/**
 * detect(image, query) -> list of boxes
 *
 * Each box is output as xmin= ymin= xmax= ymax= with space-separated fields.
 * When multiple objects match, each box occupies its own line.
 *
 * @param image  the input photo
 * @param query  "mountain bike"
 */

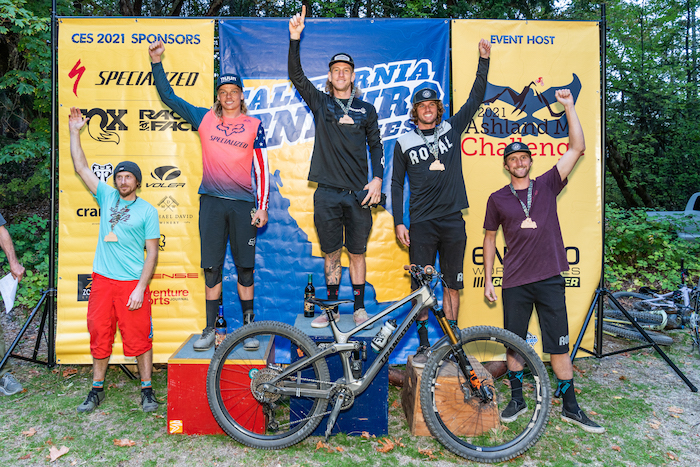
xmin=206 ymin=265 xmax=551 ymax=463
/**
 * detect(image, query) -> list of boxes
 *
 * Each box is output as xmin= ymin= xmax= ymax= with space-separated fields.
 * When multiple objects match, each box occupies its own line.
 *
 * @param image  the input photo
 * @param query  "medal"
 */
xmin=106 ymin=197 xmax=137 ymax=243
xmin=417 ymin=125 xmax=444 ymax=171
xmin=509 ymin=181 xmax=537 ymax=230
xmin=335 ymin=86 xmax=356 ymax=125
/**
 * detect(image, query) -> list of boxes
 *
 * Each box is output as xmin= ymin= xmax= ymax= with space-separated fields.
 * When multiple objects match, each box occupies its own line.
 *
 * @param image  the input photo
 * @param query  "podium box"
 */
xmin=292 ymin=314 xmax=389 ymax=437
xmin=167 ymin=333 xmax=271 ymax=435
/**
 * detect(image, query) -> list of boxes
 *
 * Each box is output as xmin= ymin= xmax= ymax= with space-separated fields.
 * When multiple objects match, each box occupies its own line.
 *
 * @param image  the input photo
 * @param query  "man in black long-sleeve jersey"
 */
xmin=288 ymin=6 xmax=384 ymax=328
xmin=391 ymin=40 xmax=491 ymax=367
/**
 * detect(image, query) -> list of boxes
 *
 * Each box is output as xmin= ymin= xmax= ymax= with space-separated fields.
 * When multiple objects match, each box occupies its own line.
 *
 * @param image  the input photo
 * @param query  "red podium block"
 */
xmin=167 ymin=334 xmax=270 ymax=435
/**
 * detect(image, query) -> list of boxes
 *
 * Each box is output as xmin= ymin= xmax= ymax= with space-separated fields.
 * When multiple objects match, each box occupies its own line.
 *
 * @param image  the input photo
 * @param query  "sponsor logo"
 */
xmin=246 ymin=59 xmax=444 ymax=148
xmin=151 ymin=273 xmax=199 ymax=279
xmin=168 ymin=420 xmax=183 ymax=434
xmin=77 ymin=274 xmax=92 ymax=301
xmin=559 ymin=334 xmax=570 ymax=346
xmin=77 ymin=207 xmax=101 ymax=217
xmin=69 ymin=59 xmax=86 ymax=97
xmin=80 ymin=108 xmax=128 ymax=144
xmin=456 ymin=273 xmax=463 ymax=283
xmin=96 ymin=70 xmax=199 ymax=87
xmin=92 ymin=163 xmax=114 ymax=182
xmin=139 ymin=109 xmax=191 ymax=132
xmin=150 ymin=287 xmax=190 ymax=305
xmin=145 ymin=166 xmax=185 ymax=188
xmin=526 ymin=332 xmax=538 ymax=348
xmin=157 ymin=195 xmax=179 ymax=211
xmin=248 ymin=238 xmax=256 ymax=246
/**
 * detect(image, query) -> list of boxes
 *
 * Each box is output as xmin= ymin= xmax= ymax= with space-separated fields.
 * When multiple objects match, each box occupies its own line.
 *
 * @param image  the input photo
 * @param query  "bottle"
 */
xmin=215 ymin=304 xmax=227 ymax=349
xmin=371 ymin=319 xmax=397 ymax=353
xmin=304 ymin=274 xmax=315 ymax=318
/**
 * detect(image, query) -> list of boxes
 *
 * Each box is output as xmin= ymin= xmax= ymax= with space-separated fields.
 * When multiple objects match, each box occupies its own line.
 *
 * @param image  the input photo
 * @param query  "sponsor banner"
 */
xmin=453 ymin=20 xmax=601 ymax=357
xmin=220 ymin=19 xmax=449 ymax=362
xmin=57 ymin=18 xmax=214 ymax=363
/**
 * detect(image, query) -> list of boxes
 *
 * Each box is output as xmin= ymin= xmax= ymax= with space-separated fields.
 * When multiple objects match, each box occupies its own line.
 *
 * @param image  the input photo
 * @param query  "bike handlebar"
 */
xmin=404 ymin=264 xmax=440 ymax=285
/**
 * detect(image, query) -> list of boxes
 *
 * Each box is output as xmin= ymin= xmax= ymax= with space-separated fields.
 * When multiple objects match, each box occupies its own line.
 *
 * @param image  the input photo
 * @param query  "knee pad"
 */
xmin=237 ymin=267 xmax=254 ymax=287
xmin=204 ymin=267 xmax=222 ymax=288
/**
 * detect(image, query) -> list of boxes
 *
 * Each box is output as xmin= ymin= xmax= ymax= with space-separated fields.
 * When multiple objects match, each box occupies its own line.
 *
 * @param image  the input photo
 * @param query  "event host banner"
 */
xmin=452 ymin=20 xmax=602 ymax=358
xmin=219 ymin=18 xmax=449 ymax=361
xmin=57 ymin=18 xmax=213 ymax=364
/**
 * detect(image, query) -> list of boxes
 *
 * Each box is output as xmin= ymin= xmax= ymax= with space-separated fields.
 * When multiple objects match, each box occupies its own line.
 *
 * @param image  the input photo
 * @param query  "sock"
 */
xmin=352 ymin=284 xmax=365 ymax=311
xmin=557 ymin=378 xmax=580 ymax=413
xmin=141 ymin=380 xmax=152 ymax=391
xmin=92 ymin=380 xmax=104 ymax=392
xmin=507 ymin=370 xmax=524 ymax=403
xmin=327 ymin=284 xmax=339 ymax=301
xmin=416 ymin=319 xmax=430 ymax=348
xmin=205 ymin=299 xmax=218 ymax=329
xmin=447 ymin=319 xmax=458 ymax=331
xmin=241 ymin=299 xmax=254 ymax=315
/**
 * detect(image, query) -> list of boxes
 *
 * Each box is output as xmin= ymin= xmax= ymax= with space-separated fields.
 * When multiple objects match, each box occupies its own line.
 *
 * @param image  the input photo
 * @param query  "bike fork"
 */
xmin=433 ymin=307 xmax=494 ymax=403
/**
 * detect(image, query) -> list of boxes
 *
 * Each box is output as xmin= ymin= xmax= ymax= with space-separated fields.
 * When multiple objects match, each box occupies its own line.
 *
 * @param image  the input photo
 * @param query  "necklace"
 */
xmin=417 ymin=124 xmax=445 ymax=171
xmin=335 ymin=86 xmax=356 ymax=124
xmin=105 ymin=197 xmax=138 ymax=242
xmin=509 ymin=181 xmax=537 ymax=229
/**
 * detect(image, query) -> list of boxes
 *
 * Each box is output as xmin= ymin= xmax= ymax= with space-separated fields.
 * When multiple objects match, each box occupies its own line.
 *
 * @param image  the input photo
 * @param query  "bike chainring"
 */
xmin=329 ymin=384 xmax=355 ymax=410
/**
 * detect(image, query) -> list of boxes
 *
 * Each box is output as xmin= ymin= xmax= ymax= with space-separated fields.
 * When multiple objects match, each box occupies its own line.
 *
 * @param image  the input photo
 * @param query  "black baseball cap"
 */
xmin=217 ymin=74 xmax=244 ymax=91
xmin=114 ymin=161 xmax=142 ymax=183
xmin=503 ymin=142 xmax=532 ymax=161
xmin=329 ymin=53 xmax=354 ymax=69
xmin=412 ymin=87 xmax=439 ymax=105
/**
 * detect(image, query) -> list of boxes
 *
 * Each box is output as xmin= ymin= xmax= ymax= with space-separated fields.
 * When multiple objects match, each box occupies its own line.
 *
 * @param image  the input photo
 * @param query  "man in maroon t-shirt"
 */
xmin=482 ymin=89 xmax=604 ymax=434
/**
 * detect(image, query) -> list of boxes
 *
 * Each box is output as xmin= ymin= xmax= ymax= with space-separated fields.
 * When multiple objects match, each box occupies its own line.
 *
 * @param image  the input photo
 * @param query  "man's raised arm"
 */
xmin=554 ymin=89 xmax=585 ymax=180
xmin=68 ymin=107 xmax=99 ymax=194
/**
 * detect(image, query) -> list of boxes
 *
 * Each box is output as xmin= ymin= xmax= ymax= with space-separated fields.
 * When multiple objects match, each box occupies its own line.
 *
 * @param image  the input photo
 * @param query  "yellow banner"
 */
xmin=452 ymin=20 xmax=601 ymax=358
xmin=57 ymin=18 xmax=214 ymax=363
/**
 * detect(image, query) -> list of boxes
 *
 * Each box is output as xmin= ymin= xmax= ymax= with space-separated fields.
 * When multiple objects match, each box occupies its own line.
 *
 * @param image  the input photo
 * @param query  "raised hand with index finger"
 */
xmin=289 ymin=5 xmax=306 ymax=40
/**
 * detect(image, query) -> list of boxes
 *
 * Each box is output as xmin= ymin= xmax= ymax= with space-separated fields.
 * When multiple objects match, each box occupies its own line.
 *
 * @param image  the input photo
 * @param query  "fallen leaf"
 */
xmin=552 ymin=398 xmax=561 ymax=405
xmin=602 ymin=373 xmax=609 ymax=377
xmin=667 ymin=452 xmax=678 ymax=460
xmin=335 ymin=447 xmax=344 ymax=452
xmin=108 ymin=383 xmax=118 ymax=389
xmin=612 ymin=370 xmax=618 ymax=374
xmin=62 ymin=368 xmax=78 ymax=377
xmin=649 ymin=422 xmax=661 ymax=429
xmin=574 ymin=388 xmax=582 ymax=394
xmin=668 ymin=406 xmax=684 ymax=414
xmin=113 ymin=439 xmax=136 ymax=447
xmin=49 ymin=446 xmax=69 ymax=462
xmin=391 ymin=399 xmax=401 ymax=408
xmin=611 ymin=445 xmax=622 ymax=452
xmin=376 ymin=438 xmax=395 ymax=453
xmin=71 ymin=461 xmax=77 ymax=466
xmin=152 ymin=414 xmax=164 ymax=419
xmin=22 ymin=427 xmax=37 ymax=437
xmin=619 ymin=375 xmax=627 ymax=381
xmin=613 ymin=396 xmax=622 ymax=399
xmin=418 ymin=447 xmax=437 ymax=459
xmin=394 ymin=437 xmax=405 ymax=447
xmin=315 ymin=440 xmax=325 ymax=450
xmin=45 ymin=439 xmax=54 ymax=445
xmin=555 ymin=426 xmax=561 ymax=431
xmin=361 ymin=431 xmax=370 ymax=439
xmin=589 ymin=410 xmax=599 ymax=416
xmin=18 ymin=454 xmax=31 ymax=460
xmin=62 ymin=436 xmax=74 ymax=441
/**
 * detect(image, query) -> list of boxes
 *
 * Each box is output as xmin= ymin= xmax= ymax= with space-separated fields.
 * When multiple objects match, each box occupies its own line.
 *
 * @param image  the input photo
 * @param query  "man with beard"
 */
xmin=148 ymin=40 xmax=269 ymax=352
xmin=482 ymin=90 xmax=604 ymax=433
xmin=288 ymin=6 xmax=384 ymax=328
xmin=69 ymin=107 xmax=160 ymax=413
xmin=391 ymin=40 xmax=490 ymax=368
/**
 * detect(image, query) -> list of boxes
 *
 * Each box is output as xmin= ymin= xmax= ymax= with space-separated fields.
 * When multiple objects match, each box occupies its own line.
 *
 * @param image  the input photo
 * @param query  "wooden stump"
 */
xmin=402 ymin=355 xmax=500 ymax=437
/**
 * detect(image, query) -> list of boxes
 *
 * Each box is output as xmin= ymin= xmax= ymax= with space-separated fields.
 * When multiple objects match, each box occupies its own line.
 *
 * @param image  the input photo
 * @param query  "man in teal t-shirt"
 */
xmin=69 ymin=107 xmax=160 ymax=413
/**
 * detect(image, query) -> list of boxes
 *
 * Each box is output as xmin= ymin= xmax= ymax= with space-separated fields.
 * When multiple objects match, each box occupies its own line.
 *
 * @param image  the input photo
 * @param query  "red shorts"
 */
xmin=87 ymin=273 xmax=153 ymax=359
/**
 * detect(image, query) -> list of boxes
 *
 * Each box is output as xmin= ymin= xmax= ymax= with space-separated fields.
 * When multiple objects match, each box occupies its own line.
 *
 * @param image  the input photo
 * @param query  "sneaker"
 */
xmin=0 ymin=373 xmax=23 ymax=396
xmin=500 ymin=399 xmax=527 ymax=422
xmin=193 ymin=328 xmax=215 ymax=351
xmin=141 ymin=388 xmax=159 ymax=412
xmin=412 ymin=345 xmax=430 ymax=369
xmin=311 ymin=309 xmax=339 ymax=328
xmin=244 ymin=337 xmax=260 ymax=351
xmin=353 ymin=308 xmax=373 ymax=329
xmin=77 ymin=388 xmax=105 ymax=413
xmin=561 ymin=407 xmax=606 ymax=433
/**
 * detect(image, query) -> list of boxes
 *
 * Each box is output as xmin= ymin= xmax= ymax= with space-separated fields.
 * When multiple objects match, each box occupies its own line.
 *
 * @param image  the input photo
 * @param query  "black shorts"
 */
xmin=199 ymin=195 xmax=257 ymax=270
xmin=313 ymin=186 xmax=372 ymax=255
xmin=409 ymin=212 xmax=466 ymax=290
xmin=502 ymin=275 xmax=570 ymax=354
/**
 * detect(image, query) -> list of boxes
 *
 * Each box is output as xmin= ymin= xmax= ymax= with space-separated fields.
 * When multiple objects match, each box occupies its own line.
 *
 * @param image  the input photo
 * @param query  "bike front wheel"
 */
xmin=419 ymin=326 xmax=551 ymax=463
xmin=206 ymin=321 xmax=330 ymax=449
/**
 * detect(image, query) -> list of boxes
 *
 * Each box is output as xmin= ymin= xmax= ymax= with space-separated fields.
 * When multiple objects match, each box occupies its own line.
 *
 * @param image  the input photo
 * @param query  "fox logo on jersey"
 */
xmin=217 ymin=122 xmax=245 ymax=137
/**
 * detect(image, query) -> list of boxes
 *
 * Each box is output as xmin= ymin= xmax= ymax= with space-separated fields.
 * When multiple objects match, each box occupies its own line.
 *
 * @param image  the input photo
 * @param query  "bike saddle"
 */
xmin=307 ymin=298 xmax=354 ymax=308
xmin=639 ymin=286 xmax=656 ymax=294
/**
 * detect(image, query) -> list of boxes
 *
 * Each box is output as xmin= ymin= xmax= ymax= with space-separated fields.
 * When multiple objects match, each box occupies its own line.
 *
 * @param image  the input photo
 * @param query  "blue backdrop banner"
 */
xmin=219 ymin=18 xmax=450 ymax=363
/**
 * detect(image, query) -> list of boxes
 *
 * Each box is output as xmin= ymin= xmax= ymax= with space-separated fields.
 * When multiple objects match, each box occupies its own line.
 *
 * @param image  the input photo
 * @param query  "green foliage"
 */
xmin=0 ymin=214 xmax=51 ymax=309
xmin=604 ymin=205 xmax=700 ymax=290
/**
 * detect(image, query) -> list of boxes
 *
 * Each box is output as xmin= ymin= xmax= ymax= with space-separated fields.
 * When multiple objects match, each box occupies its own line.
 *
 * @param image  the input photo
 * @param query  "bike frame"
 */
xmin=261 ymin=280 xmax=438 ymax=399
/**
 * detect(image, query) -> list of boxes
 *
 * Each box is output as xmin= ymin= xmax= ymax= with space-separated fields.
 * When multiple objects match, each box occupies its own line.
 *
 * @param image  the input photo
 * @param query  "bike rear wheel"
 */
xmin=419 ymin=326 xmax=551 ymax=463
xmin=601 ymin=323 xmax=674 ymax=346
xmin=206 ymin=321 xmax=330 ymax=449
